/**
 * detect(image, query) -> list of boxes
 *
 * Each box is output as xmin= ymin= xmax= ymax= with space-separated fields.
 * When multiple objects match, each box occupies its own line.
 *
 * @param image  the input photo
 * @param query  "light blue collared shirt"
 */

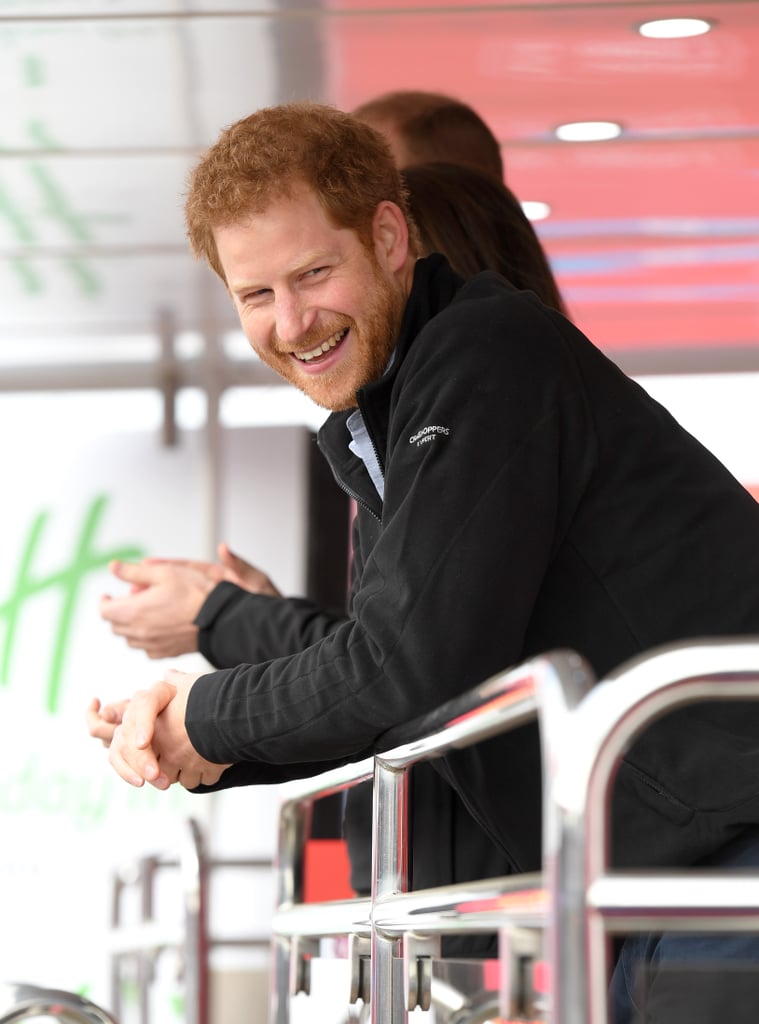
xmin=345 ymin=351 xmax=397 ymax=500
xmin=347 ymin=409 xmax=384 ymax=500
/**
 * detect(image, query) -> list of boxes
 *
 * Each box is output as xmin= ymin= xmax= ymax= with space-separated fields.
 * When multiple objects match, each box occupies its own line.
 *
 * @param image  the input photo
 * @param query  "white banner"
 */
xmin=0 ymin=391 xmax=308 ymax=1014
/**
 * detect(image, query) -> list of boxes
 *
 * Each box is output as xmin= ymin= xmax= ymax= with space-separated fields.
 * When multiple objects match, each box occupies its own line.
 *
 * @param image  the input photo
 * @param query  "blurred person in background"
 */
xmin=353 ymin=89 xmax=504 ymax=180
xmin=402 ymin=160 xmax=566 ymax=316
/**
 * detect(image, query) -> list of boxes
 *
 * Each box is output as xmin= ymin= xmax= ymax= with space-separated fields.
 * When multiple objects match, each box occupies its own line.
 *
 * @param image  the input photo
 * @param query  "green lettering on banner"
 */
xmin=0 ymin=494 xmax=144 ymax=714
xmin=0 ymin=751 xmax=195 ymax=831
xmin=0 ymin=752 xmax=113 ymax=829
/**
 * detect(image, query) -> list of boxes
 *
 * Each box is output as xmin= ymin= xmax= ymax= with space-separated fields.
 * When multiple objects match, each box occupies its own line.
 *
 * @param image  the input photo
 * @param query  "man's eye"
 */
xmin=305 ymin=266 xmax=327 ymax=278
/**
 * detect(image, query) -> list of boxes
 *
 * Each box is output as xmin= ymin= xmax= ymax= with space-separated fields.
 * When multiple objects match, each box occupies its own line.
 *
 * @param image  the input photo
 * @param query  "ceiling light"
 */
xmin=554 ymin=121 xmax=622 ymax=142
xmin=521 ymin=200 xmax=551 ymax=221
xmin=638 ymin=18 xmax=712 ymax=38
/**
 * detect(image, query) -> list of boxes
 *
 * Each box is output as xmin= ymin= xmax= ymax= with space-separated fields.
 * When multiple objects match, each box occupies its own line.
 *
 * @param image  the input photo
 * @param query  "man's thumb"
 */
xmin=110 ymin=559 xmax=157 ymax=586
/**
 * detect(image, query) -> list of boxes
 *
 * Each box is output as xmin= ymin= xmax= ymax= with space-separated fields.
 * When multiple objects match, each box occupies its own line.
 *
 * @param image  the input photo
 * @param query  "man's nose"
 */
xmin=274 ymin=292 xmax=316 ymax=345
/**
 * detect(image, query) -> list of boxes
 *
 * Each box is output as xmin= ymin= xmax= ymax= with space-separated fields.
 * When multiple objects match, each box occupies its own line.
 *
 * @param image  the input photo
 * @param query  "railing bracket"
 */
xmin=289 ymin=936 xmax=319 ymax=997
xmin=348 ymin=933 xmax=372 ymax=1003
xmin=404 ymin=934 xmax=440 ymax=1011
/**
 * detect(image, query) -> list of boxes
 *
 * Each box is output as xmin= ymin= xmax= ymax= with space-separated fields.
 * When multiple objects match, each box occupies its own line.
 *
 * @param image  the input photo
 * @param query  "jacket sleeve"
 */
xmin=195 ymin=582 xmax=348 ymax=668
xmin=189 ymin=752 xmax=365 ymax=791
xmin=185 ymin=292 xmax=596 ymax=773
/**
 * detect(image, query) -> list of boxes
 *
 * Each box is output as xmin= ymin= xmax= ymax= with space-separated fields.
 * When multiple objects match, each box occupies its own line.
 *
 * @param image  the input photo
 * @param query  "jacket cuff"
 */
xmin=193 ymin=582 xmax=249 ymax=663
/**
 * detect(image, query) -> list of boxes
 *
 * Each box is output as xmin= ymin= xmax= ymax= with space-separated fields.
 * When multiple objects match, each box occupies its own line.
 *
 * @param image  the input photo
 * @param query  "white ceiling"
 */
xmin=2 ymin=0 xmax=758 ymax=378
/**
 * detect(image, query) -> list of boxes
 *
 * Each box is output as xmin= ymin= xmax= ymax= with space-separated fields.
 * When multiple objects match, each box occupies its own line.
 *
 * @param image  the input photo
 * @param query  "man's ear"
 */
xmin=371 ymin=201 xmax=409 ymax=272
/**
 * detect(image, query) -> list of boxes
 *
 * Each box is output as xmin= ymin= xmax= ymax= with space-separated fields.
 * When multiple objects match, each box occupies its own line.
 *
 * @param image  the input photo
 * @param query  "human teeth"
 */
xmin=297 ymin=328 xmax=346 ymax=362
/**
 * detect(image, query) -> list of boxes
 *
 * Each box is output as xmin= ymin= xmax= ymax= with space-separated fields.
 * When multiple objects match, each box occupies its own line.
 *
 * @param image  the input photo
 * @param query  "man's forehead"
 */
xmin=214 ymin=195 xmax=361 ymax=288
xmin=215 ymin=180 xmax=328 ymax=232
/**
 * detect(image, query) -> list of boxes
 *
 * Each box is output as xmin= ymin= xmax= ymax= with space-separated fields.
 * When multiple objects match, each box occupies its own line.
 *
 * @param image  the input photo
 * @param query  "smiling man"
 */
xmin=95 ymin=102 xmax=759 ymax=1023
xmin=213 ymin=184 xmax=412 ymax=412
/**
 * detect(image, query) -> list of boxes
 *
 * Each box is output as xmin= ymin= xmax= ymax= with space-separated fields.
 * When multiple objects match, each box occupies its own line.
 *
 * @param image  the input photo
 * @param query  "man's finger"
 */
xmin=107 ymin=731 xmax=154 ymax=787
xmin=109 ymin=559 xmax=162 ymax=588
xmin=130 ymin=680 xmax=177 ymax=749
xmin=218 ymin=542 xmax=245 ymax=573
xmin=147 ymin=771 xmax=173 ymax=791
xmin=85 ymin=698 xmax=116 ymax=746
xmin=100 ymin=593 xmax=143 ymax=627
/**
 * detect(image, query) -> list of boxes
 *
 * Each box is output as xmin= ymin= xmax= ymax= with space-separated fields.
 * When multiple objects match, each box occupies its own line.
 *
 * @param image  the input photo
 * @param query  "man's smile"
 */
xmin=293 ymin=326 xmax=349 ymax=364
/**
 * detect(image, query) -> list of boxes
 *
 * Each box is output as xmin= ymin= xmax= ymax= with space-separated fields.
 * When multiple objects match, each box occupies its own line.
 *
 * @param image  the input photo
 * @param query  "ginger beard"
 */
xmin=265 ymin=257 xmax=407 ymax=413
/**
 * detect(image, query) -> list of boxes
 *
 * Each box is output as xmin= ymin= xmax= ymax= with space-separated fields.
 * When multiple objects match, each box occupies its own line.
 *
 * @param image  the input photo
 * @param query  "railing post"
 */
xmin=269 ymin=794 xmax=312 ymax=1024
xmin=270 ymin=652 xmax=595 ymax=1022
xmin=536 ymin=652 xmax=598 ymax=1024
xmin=552 ymin=638 xmax=759 ymax=1024
xmin=371 ymin=756 xmax=409 ymax=1022
xmin=180 ymin=818 xmax=209 ymax=1024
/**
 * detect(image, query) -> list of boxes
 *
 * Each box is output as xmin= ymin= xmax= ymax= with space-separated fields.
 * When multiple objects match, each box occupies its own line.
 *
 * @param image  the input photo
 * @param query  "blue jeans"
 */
xmin=610 ymin=825 xmax=759 ymax=1024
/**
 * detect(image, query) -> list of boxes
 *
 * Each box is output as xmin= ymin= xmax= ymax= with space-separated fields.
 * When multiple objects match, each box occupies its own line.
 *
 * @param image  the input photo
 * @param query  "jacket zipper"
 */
xmin=317 ymin=408 xmax=384 ymax=523
xmin=331 ymin=471 xmax=382 ymax=522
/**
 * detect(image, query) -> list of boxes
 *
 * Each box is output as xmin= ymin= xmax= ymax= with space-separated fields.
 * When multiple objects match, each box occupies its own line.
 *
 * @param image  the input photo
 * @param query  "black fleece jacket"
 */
xmin=189 ymin=254 xmax=759 ymax=874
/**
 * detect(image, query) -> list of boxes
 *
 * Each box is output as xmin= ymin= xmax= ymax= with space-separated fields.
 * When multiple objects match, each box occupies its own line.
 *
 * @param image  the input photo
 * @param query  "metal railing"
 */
xmin=109 ymin=818 xmax=272 ymax=1024
xmin=271 ymin=649 xmax=594 ymax=1023
xmin=0 ymin=983 xmax=117 ymax=1023
xmin=552 ymin=637 xmax=759 ymax=1024
xmin=271 ymin=638 xmax=759 ymax=1024
xmin=7 ymin=640 xmax=756 ymax=1022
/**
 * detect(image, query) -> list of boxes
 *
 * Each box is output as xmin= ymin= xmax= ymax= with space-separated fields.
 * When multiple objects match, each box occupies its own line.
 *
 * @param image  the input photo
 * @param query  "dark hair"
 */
xmin=354 ymin=90 xmax=504 ymax=181
xmin=185 ymin=101 xmax=420 ymax=281
xmin=402 ymin=162 xmax=568 ymax=316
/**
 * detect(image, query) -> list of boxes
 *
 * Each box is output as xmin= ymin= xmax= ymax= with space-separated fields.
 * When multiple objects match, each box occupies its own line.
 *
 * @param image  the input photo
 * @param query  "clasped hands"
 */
xmin=87 ymin=668 xmax=232 ymax=790
xmin=91 ymin=543 xmax=270 ymax=789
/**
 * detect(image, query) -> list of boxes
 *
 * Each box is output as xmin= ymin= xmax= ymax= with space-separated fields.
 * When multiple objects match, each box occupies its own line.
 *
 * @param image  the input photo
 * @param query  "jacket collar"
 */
xmin=382 ymin=252 xmax=463 ymax=374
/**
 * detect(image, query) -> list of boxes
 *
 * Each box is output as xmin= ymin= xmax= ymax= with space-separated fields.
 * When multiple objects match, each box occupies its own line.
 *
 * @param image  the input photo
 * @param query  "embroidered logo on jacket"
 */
xmin=409 ymin=424 xmax=451 ymax=448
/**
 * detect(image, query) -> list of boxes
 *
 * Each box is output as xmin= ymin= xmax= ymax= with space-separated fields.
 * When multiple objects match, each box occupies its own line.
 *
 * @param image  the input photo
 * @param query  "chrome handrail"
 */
xmin=552 ymin=636 xmax=759 ymax=1024
xmin=109 ymin=817 xmax=272 ymax=1024
xmin=0 ymin=983 xmax=117 ymax=1024
xmin=271 ymin=649 xmax=594 ymax=1023
xmin=271 ymin=637 xmax=759 ymax=1024
xmin=108 ymin=817 xmax=209 ymax=1024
